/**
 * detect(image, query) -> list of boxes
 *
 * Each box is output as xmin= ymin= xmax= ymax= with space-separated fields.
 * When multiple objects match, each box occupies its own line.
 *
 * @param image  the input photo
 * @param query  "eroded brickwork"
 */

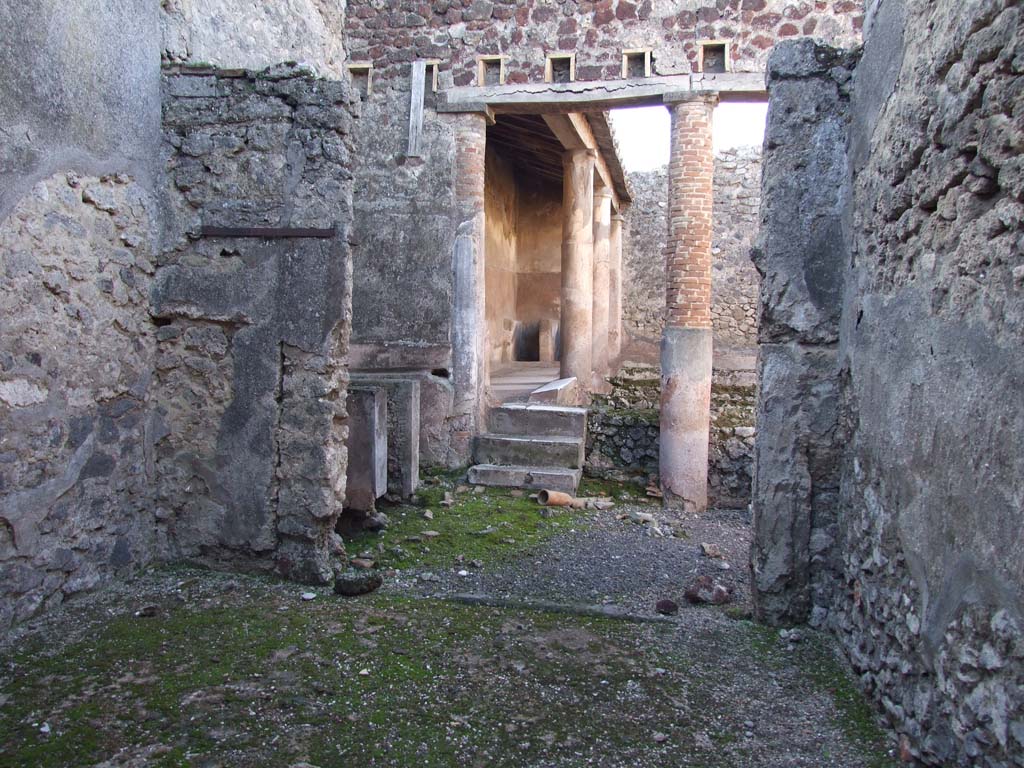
xmin=665 ymin=97 xmax=715 ymax=330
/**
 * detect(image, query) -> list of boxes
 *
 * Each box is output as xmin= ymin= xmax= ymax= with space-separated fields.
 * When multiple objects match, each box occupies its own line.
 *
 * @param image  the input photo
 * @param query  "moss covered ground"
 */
xmin=1 ymin=479 xmax=899 ymax=768
xmin=345 ymin=472 xmax=647 ymax=572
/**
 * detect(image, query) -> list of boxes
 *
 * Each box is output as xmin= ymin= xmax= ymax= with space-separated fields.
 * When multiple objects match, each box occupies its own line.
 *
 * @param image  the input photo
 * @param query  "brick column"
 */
xmin=591 ymin=186 xmax=613 ymax=387
xmin=609 ymin=212 xmax=625 ymax=364
xmin=560 ymin=149 xmax=596 ymax=393
xmin=660 ymin=94 xmax=716 ymax=512
xmin=449 ymin=111 xmax=487 ymax=465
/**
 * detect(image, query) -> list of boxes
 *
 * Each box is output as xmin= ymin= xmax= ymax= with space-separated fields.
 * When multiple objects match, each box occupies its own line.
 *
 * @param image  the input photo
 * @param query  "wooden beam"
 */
xmin=440 ymin=72 xmax=766 ymax=114
xmin=407 ymin=61 xmax=427 ymax=158
xmin=542 ymin=113 xmax=621 ymax=211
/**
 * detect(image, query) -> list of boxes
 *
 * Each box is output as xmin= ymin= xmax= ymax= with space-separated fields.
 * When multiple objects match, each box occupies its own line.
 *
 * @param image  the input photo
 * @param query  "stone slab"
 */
xmin=467 ymin=464 xmax=581 ymax=494
xmin=473 ymin=434 xmax=585 ymax=469
xmin=345 ymin=387 xmax=387 ymax=512
xmin=487 ymin=404 xmax=587 ymax=439
xmin=529 ymin=377 xmax=579 ymax=406
xmin=350 ymin=374 xmax=421 ymax=499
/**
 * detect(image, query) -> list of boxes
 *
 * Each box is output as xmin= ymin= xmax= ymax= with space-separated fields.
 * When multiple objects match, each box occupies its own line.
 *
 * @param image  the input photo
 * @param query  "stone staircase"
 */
xmin=468 ymin=403 xmax=588 ymax=494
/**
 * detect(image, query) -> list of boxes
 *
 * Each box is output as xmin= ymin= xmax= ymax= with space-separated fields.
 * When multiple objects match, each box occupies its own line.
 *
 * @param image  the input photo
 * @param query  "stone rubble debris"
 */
xmin=334 ymin=569 xmax=383 ymax=597
xmin=684 ymin=576 xmax=733 ymax=606
xmin=655 ymin=599 xmax=679 ymax=616
xmin=700 ymin=542 xmax=724 ymax=559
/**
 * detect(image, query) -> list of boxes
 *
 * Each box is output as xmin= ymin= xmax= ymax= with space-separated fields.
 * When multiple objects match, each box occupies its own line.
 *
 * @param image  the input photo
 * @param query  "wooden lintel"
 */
xmin=441 ymin=72 xmax=765 ymax=114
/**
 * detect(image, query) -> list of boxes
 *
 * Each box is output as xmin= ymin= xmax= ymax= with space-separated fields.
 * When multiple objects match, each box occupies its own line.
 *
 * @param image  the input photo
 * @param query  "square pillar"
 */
xmin=560 ymin=148 xmax=596 ymax=393
xmin=609 ymin=212 xmax=625 ymax=365
xmin=660 ymin=94 xmax=716 ymax=513
xmin=591 ymin=186 xmax=613 ymax=386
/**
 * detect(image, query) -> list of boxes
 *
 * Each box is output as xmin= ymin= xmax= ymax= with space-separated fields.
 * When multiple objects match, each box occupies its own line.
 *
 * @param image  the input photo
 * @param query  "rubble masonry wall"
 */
xmin=754 ymin=1 xmax=1024 ymax=763
xmin=153 ymin=67 xmax=358 ymax=585
xmin=0 ymin=1 xmax=164 ymax=632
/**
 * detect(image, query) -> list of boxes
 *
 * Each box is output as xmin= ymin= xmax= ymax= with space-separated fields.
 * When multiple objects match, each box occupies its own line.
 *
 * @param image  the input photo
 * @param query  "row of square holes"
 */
xmin=347 ymin=42 xmax=730 ymax=97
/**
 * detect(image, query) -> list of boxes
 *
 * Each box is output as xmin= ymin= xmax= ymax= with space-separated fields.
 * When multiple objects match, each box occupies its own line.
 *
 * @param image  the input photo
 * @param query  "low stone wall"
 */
xmin=585 ymin=366 xmax=755 ymax=509
xmin=153 ymin=65 xmax=357 ymax=584
xmin=586 ymin=407 xmax=660 ymax=482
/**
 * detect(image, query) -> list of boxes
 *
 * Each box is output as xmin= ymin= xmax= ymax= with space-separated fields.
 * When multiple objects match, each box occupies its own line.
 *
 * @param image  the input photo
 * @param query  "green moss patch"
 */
xmin=345 ymin=472 xmax=590 ymax=571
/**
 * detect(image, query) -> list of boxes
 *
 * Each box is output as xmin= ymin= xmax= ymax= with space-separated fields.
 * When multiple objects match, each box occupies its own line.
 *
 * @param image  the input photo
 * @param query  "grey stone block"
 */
xmin=473 ymin=434 xmax=585 ymax=470
xmin=345 ymin=387 xmax=388 ymax=513
xmin=487 ymin=404 xmax=587 ymax=439
xmin=350 ymin=374 xmax=421 ymax=498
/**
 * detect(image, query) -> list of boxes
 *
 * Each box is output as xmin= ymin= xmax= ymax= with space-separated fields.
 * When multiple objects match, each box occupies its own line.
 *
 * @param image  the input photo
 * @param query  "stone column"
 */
xmin=591 ymin=186 xmax=613 ymax=386
xmin=609 ymin=212 xmax=625 ymax=365
xmin=660 ymin=94 xmax=716 ymax=513
xmin=560 ymin=149 xmax=596 ymax=391
xmin=449 ymin=112 xmax=488 ymax=465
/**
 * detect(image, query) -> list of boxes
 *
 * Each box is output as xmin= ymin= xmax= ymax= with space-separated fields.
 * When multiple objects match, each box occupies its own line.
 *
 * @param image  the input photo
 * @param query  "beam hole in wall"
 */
xmin=477 ymin=56 xmax=506 ymax=87
xmin=622 ymin=49 xmax=653 ymax=79
xmin=347 ymin=62 xmax=373 ymax=100
xmin=424 ymin=60 xmax=441 ymax=109
xmin=698 ymin=42 xmax=729 ymax=74
xmin=545 ymin=53 xmax=576 ymax=84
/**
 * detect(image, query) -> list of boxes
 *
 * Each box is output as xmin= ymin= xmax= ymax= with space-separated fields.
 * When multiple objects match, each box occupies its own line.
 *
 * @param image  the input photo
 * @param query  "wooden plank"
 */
xmin=407 ymin=60 xmax=427 ymax=158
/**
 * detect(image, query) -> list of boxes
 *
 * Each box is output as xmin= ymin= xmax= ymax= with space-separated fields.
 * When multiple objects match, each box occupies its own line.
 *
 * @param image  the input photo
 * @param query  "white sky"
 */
xmin=609 ymin=101 xmax=769 ymax=173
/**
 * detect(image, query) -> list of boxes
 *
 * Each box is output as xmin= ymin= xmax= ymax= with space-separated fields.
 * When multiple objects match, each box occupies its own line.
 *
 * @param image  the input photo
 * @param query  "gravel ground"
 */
xmin=392 ymin=502 xmax=754 ymax=618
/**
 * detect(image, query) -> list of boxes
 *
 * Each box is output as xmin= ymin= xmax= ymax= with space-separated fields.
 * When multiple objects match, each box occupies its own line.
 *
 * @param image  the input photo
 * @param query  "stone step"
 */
xmin=487 ymin=403 xmax=588 ymax=439
xmin=467 ymin=464 xmax=582 ymax=494
xmin=473 ymin=434 xmax=585 ymax=469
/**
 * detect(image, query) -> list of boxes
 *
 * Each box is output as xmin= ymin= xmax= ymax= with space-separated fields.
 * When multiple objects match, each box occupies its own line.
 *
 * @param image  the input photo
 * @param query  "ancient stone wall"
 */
xmin=161 ymin=0 xmax=348 ymax=77
xmin=750 ymin=40 xmax=853 ymax=626
xmin=0 ymin=1 xmax=164 ymax=632
xmin=622 ymin=168 xmax=668 ymax=348
xmin=754 ymin=2 xmax=1024 ymax=763
xmin=0 ymin=175 xmax=160 ymax=632
xmin=711 ymin=147 xmax=761 ymax=349
xmin=623 ymin=148 xmax=762 ymax=359
xmin=586 ymin=366 xmax=755 ymax=509
xmin=153 ymin=67 xmax=357 ymax=585
xmin=345 ymin=0 xmax=863 ymax=86
xmin=348 ymin=96 xmax=461 ymax=369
